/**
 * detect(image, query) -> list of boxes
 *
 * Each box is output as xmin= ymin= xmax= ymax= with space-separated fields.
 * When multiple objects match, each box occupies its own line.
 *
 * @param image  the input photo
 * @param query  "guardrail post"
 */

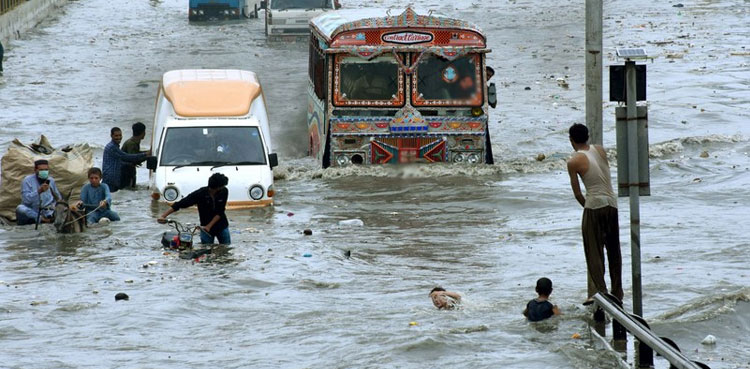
xmin=630 ymin=314 xmax=653 ymax=368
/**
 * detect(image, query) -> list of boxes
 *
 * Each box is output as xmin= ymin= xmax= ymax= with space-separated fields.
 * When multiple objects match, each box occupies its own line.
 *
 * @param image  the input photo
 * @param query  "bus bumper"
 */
xmin=189 ymin=5 xmax=242 ymax=21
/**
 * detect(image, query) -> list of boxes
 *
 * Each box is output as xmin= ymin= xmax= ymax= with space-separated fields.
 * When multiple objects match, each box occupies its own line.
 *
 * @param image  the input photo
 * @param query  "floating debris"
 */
xmin=115 ymin=293 xmax=129 ymax=301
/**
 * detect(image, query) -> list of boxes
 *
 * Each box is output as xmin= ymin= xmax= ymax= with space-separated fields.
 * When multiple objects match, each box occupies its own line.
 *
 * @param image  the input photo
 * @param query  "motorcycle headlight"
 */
xmin=452 ymin=153 xmax=465 ymax=163
xmin=163 ymin=187 xmax=179 ymax=202
xmin=249 ymin=185 xmax=264 ymax=200
xmin=467 ymin=153 xmax=480 ymax=164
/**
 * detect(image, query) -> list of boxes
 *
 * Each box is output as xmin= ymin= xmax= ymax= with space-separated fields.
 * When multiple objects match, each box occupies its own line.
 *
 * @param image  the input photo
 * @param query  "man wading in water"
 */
xmin=566 ymin=123 xmax=623 ymax=305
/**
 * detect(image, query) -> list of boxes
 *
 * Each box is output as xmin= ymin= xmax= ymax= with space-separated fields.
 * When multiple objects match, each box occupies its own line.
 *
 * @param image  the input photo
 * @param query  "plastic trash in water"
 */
xmin=303 ymin=253 xmax=312 ymax=258
xmin=338 ymin=219 xmax=364 ymax=227
xmin=701 ymin=334 xmax=716 ymax=345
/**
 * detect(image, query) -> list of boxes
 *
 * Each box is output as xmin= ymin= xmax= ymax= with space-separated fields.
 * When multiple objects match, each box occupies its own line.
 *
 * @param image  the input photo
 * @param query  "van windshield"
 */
xmin=270 ymin=0 xmax=332 ymax=10
xmin=160 ymin=126 xmax=267 ymax=166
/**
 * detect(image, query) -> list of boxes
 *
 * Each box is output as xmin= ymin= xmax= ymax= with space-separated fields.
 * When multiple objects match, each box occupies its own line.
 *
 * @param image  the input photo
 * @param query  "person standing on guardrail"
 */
xmin=156 ymin=173 xmax=231 ymax=245
xmin=523 ymin=277 xmax=561 ymax=322
xmin=566 ymin=123 xmax=624 ymax=305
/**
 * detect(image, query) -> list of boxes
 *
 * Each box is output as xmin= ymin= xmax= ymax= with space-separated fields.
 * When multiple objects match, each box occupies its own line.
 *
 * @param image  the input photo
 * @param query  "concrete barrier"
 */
xmin=0 ymin=0 xmax=67 ymax=47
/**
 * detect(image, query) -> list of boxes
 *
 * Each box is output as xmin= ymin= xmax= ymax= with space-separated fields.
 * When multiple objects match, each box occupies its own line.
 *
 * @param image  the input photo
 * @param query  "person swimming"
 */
xmin=429 ymin=287 xmax=462 ymax=310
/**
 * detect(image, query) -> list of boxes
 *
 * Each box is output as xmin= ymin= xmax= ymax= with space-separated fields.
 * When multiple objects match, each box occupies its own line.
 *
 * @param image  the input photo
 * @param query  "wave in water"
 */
xmin=273 ymin=134 xmax=747 ymax=181
xmin=650 ymin=287 xmax=750 ymax=324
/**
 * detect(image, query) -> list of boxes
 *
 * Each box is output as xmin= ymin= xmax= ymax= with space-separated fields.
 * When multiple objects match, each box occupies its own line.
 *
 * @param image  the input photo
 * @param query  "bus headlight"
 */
xmin=249 ymin=185 xmax=264 ymax=200
xmin=452 ymin=153 xmax=465 ymax=163
xmin=467 ymin=153 xmax=480 ymax=164
xmin=163 ymin=187 xmax=179 ymax=202
xmin=336 ymin=154 xmax=350 ymax=166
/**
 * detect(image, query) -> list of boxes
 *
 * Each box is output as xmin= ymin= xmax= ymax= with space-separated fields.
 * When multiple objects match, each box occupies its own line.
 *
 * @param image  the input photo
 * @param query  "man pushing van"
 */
xmin=157 ymin=173 xmax=231 ymax=245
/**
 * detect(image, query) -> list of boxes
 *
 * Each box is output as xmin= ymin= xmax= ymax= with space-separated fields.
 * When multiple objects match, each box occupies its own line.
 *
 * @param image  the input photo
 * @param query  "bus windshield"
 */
xmin=336 ymin=56 xmax=402 ymax=105
xmin=270 ymin=0 xmax=332 ymax=10
xmin=160 ymin=126 xmax=266 ymax=166
xmin=414 ymin=54 xmax=482 ymax=105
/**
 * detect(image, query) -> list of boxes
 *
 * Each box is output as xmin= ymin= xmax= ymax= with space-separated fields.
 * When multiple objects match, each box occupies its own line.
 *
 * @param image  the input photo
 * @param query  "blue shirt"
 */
xmin=526 ymin=299 xmax=554 ymax=322
xmin=102 ymin=140 xmax=146 ymax=188
xmin=79 ymin=183 xmax=112 ymax=213
xmin=20 ymin=174 xmax=61 ymax=213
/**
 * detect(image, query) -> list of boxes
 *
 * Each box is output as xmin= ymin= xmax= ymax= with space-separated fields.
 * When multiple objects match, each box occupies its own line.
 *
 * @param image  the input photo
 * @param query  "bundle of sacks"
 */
xmin=0 ymin=136 xmax=92 ymax=222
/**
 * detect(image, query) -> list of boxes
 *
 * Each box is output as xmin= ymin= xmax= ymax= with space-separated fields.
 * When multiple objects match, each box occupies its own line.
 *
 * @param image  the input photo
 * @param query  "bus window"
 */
xmin=413 ymin=54 xmax=482 ymax=106
xmin=271 ymin=0 xmax=333 ymax=10
xmin=309 ymin=37 xmax=326 ymax=100
xmin=335 ymin=56 xmax=403 ymax=105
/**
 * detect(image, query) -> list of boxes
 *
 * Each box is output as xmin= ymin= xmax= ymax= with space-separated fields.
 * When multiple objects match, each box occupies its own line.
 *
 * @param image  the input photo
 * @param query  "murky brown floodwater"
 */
xmin=1 ymin=0 xmax=748 ymax=368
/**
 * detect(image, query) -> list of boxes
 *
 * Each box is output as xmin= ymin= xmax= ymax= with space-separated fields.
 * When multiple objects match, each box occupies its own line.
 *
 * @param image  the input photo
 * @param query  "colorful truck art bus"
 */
xmin=189 ymin=0 xmax=260 ymax=21
xmin=307 ymin=7 xmax=497 ymax=167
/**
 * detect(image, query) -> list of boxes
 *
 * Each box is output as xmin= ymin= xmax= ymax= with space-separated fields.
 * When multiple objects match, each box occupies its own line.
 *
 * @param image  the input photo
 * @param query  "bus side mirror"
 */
xmin=268 ymin=153 xmax=278 ymax=169
xmin=488 ymin=83 xmax=497 ymax=109
xmin=260 ymin=1 xmax=267 ymax=9
xmin=146 ymin=156 xmax=157 ymax=171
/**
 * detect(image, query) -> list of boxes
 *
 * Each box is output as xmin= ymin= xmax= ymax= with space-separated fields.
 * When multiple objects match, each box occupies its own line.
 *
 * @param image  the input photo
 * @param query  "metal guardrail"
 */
xmin=592 ymin=293 xmax=709 ymax=369
xmin=1 ymin=0 xmax=26 ymax=16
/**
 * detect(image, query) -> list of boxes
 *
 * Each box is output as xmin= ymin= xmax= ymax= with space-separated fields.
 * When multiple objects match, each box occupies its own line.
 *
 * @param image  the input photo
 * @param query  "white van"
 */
xmin=263 ymin=0 xmax=340 ymax=41
xmin=147 ymin=69 xmax=278 ymax=209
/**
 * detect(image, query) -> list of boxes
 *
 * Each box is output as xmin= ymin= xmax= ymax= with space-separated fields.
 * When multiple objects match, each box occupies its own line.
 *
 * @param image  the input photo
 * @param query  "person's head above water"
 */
xmin=429 ymin=286 xmax=461 ymax=310
xmin=535 ymin=277 xmax=553 ymax=297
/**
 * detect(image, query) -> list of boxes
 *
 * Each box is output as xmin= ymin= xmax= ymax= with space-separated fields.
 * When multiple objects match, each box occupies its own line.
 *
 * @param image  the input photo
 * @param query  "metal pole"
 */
xmin=585 ymin=0 xmax=603 ymax=145
xmin=592 ymin=294 xmax=704 ymax=369
xmin=625 ymin=60 xmax=642 ymax=316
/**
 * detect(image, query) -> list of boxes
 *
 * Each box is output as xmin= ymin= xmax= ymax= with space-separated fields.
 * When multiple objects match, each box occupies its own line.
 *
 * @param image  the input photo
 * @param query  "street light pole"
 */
xmin=585 ymin=0 xmax=603 ymax=145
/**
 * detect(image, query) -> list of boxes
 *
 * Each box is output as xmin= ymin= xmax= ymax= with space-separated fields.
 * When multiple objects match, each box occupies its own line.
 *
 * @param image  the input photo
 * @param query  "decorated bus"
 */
xmin=307 ymin=7 xmax=497 ymax=167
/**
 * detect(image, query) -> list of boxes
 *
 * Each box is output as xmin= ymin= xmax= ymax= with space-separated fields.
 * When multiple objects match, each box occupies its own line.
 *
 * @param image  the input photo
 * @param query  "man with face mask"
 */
xmin=16 ymin=159 xmax=62 ymax=225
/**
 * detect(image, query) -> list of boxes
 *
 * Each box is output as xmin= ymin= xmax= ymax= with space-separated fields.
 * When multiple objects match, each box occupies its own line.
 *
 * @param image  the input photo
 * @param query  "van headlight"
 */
xmin=249 ymin=185 xmax=264 ymax=200
xmin=163 ymin=187 xmax=179 ymax=202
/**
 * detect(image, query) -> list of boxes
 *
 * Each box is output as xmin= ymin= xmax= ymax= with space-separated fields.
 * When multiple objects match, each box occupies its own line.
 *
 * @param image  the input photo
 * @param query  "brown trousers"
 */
xmin=582 ymin=206 xmax=624 ymax=301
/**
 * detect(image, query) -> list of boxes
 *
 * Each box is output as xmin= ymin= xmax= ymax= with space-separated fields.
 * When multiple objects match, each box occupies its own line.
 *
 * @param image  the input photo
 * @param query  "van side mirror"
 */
xmin=268 ymin=153 xmax=278 ymax=169
xmin=488 ymin=83 xmax=497 ymax=109
xmin=146 ymin=156 xmax=158 ymax=171
xmin=260 ymin=1 xmax=267 ymax=9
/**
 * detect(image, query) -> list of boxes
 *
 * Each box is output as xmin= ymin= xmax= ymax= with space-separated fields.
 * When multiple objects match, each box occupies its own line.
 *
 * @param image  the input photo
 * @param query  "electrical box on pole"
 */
xmin=615 ymin=106 xmax=650 ymax=196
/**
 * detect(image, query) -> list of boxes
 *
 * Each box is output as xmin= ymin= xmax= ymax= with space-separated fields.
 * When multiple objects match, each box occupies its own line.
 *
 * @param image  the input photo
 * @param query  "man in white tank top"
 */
xmin=566 ymin=123 xmax=624 ymax=304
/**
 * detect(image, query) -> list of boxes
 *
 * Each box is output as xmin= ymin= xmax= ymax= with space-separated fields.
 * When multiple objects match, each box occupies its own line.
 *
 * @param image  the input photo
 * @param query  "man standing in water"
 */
xmin=566 ymin=123 xmax=623 ymax=304
xmin=102 ymin=127 xmax=149 ymax=193
xmin=120 ymin=122 xmax=148 ymax=189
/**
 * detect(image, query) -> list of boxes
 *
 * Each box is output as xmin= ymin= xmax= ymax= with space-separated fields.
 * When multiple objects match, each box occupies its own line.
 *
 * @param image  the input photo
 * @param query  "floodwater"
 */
xmin=1 ymin=0 xmax=749 ymax=368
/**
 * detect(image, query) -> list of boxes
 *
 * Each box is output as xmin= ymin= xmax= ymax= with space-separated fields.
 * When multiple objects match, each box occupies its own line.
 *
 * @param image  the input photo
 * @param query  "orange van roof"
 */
xmin=162 ymin=70 xmax=261 ymax=117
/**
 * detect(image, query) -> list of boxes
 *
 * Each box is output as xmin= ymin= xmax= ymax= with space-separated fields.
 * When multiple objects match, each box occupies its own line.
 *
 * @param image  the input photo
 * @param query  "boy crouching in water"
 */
xmin=74 ymin=167 xmax=120 ymax=225
xmin=429 ymin=287 xmax=462 ymax=310
xmin=523 ymin=277 xmax=561 ymax=322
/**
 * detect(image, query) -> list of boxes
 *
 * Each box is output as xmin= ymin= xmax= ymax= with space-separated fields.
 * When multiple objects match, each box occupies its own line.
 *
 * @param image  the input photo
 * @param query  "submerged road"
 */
xmin=0 ymin=0 xmax=748 ymax=368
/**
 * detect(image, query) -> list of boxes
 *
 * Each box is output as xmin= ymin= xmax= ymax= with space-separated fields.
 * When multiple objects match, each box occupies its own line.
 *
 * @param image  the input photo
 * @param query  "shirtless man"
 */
xmin=429 ymin=287 xmax=461 ymax=310
xmin=566 ymin=123 xmax=624 ymax=305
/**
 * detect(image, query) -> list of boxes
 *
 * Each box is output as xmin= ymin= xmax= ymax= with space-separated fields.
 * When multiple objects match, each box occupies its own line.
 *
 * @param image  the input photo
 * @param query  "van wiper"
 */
xmin=172 ymin=161 xmax=226 ymax=171
xmin=210 ymin=161 xmax=266 ymax=170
